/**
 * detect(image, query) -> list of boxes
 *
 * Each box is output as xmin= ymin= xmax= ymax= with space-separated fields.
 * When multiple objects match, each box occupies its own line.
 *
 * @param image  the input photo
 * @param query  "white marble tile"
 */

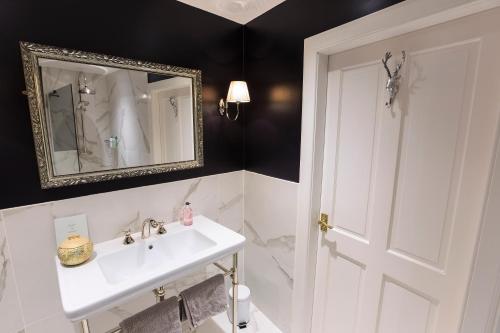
xmin=216 ymin=172 xmax=245 ymax=280
xmin=243 ymin=171 xmax=298 ymax=333
xmin=50 ymin=192 xmax=134 ymax=243
xmin=244 ymin=171 xmax=297 ymax=242
xmin=217 ymin=172 xmax=244 ymax=232
xmin=2 ymin=204 xmax=63 ymax=326
xmin=139 ymin=175 xmax=219 ymax=226
xmin=0 ymin=212 xmax=25 ymax=333
xmin=87 ymin=292 xmax=155 ymax=332
xmin=23 ymin=312 xmax=78 ymax=333
xmin=244 ymin=234 xmax=293 ymax=333
xmin=47 ymin=171 xmax=242 ymax=244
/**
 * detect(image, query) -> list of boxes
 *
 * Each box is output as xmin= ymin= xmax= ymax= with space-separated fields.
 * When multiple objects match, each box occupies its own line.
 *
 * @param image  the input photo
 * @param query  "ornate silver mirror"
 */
xmin=20 ymin=42 xmax=203 ymax=188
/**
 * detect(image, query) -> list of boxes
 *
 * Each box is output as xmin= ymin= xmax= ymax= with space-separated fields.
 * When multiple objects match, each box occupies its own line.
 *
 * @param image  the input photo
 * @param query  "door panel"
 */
xmin=389 ymin=42 xmax=478 ymax=270
xmin=377 ymin=277 xmax=434 ymax=333
xmin=312 ymin=7 xmax=500 ymax=333
xmin=326 ymin=254 xmax=364 ymax=332
xmin=333 ymin=64 xmax=381 ymax=238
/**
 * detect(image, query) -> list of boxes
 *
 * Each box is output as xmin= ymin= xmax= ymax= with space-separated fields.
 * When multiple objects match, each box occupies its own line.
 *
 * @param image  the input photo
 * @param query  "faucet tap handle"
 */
xmin=145 ymin=218 xmax=158 ymax=228
xmin=123 ymin=229 xmax=135 ymax=245
xmin=157 ymin=221 xmax=167 ymax=234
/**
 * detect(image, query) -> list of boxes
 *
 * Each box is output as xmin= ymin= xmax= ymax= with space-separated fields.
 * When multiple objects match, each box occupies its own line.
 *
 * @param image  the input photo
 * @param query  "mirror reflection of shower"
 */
xmin=76 ymin=73 xmax=96 ymax=154
xmin=169 ymin=96 xmax=178 ymax=118
xmin=47 ymin=84 xmax=81 ymax=175
xmin=39 ymin=58 xmax=196 ymax=176
xmin=49 ymin=90 xmax=60 ymax=98
xmin=78 ymin=73 xmax=95 ymax=95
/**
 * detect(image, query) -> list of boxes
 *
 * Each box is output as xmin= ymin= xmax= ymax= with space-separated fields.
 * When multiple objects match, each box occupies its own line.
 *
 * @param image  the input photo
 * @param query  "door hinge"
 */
xmin=318 ymin=213 xmax=333 ymax=233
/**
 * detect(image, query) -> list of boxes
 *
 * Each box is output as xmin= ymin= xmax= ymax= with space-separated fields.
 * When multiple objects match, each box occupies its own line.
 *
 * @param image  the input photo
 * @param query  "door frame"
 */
xmin=292 ymin=1 xmax=500 ymax=332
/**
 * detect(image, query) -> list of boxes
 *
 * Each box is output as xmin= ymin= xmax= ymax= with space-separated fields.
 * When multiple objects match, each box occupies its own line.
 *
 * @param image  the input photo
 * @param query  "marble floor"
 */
xmin=193 ymin=303 xmax=282 ymax=333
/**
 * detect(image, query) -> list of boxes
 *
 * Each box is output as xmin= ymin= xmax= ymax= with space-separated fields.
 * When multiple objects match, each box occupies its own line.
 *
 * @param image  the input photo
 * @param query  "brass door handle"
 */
xmin=318 ymin=213 xmax=333 ymax=233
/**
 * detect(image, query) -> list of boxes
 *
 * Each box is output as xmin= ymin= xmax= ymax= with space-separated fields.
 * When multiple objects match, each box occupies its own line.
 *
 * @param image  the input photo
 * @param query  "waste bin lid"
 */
xmin=229 ymin=284 xmax=251 ymax=301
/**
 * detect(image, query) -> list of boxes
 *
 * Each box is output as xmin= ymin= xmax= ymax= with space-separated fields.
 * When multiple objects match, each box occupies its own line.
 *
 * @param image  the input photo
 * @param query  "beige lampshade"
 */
xmin=227 ymin=81 xmax=250 ymax=103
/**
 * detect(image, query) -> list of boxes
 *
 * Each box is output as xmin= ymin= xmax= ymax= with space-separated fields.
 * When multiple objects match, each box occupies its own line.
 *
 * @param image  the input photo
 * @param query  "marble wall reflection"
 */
xmin=106 ymin=69 xmax=151 ymax=169
xmin=39 ymin=60 xmax=195 ymax=177
xmin=0 ymin=171 xmax=243 ymax=333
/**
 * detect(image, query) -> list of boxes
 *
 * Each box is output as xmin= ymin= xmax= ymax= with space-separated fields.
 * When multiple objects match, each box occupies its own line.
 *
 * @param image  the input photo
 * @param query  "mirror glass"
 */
xmin=39 ymin=59 xmax=196 ymax=176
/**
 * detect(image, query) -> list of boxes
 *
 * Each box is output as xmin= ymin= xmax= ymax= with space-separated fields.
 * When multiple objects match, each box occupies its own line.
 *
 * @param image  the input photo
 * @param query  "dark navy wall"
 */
xmin=244 ymin=0 xmax=404 ymax=182
xmin=0 ymin=0 xmax=243 ymax=209
xmin=0 ymin=0 xmax=410 ymax=209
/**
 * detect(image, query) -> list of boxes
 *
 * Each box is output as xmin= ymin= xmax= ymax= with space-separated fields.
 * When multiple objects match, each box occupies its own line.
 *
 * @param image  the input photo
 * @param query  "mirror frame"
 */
xmin=20 ymin=42 xmax=203 ymax=189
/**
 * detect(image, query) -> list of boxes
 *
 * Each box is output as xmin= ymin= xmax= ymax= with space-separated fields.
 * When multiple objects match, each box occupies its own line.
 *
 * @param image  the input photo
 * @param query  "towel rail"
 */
xmin=81 ymin=253 xmax=239 ymax=333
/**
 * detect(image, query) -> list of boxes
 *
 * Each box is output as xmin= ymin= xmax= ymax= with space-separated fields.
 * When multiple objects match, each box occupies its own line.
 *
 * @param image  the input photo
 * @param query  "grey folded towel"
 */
xmin=180 ymin=274 xmax=227 ymax=328
xmin=119 ymin=296 xmax=181 ymax=333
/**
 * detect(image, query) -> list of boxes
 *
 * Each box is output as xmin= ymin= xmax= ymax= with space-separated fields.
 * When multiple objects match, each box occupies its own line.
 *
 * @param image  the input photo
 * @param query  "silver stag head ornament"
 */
xmin=381 ymin=51 xmax=406 ymax=108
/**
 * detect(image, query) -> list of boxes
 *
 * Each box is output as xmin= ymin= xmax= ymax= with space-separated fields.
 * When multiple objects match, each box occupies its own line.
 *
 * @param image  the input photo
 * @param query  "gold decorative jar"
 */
xmin=57 ymin=234 xmax=93 ymax=266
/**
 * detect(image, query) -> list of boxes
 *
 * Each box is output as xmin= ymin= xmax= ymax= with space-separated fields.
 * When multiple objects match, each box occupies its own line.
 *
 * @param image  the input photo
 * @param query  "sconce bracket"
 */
xmin=219 ymin=98 xmax=240 ymax=121
xmin=218 ymin=99 xmax=226 ymax=116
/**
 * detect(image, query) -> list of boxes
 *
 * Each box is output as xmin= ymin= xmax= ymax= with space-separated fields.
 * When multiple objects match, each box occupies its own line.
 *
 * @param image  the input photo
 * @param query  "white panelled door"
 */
xmin=311 ymin=8 xmax=500 ymax=333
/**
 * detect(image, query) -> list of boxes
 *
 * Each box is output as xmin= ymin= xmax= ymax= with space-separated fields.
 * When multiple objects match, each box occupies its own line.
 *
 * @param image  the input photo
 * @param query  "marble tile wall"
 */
xmin=0 ymin=213 xmax=25 ymax=333
xmin=0 ymin=171 xmax=244 ymax=333
xmin=0 ymin=170 xmax=297 ymax=333
xmin=243 ymin=171 xmax=298 ymax=333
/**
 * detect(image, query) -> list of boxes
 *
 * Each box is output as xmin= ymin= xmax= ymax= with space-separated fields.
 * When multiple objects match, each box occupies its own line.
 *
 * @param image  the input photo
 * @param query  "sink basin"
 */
xmin=97 ymin=229 xmax=217 ymax=284
xmin=157 ymin=229 xmax=217 ymax=261
xmin=55 ymin=215 xmax=245 ymax=321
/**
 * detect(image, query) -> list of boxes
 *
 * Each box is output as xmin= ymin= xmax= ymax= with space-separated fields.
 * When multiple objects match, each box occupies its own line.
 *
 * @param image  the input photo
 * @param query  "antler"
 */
xmin=393 ymin=51 xmax=406 ymax=78
xmin=382 ymin=51 xmax=392 ymax=79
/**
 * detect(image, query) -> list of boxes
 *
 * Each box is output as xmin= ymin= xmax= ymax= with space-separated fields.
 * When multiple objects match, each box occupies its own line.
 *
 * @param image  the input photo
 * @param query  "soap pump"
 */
xmin=181 ymin=202 xmax=193 ymax=226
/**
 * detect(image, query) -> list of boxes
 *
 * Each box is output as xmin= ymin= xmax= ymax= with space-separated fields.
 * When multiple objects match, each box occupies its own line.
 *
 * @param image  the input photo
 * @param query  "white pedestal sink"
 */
xmin=55 ymin=215 xmax=245 ymax=322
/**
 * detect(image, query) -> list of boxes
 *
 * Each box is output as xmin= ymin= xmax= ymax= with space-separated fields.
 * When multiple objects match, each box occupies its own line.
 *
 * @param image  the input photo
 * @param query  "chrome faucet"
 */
xmin=141 ymin=218 xmax=167 ymax=239
xmin=142 ymin=218 xmax=159 ymax=239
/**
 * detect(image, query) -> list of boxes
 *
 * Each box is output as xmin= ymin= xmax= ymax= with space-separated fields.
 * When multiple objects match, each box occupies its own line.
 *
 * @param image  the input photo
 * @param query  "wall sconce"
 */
xmin=219 ymin=81 xmax=250 ymax=121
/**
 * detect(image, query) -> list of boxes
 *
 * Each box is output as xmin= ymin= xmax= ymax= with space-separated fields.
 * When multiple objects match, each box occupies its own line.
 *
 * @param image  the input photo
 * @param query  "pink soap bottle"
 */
xmin=181 ymin=202 xmax=193 ymax=226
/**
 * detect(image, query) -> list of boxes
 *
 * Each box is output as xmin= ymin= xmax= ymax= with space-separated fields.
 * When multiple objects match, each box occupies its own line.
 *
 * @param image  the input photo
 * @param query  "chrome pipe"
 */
xmin=232 ymin=253 xmax=238 ymax=333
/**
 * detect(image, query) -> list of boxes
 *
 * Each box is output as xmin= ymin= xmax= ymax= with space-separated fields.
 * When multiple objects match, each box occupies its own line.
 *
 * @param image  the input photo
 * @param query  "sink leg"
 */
xmin=81 ymin=319 xmax=90 ymax=333
xmin=232 ymin=253 xmax=238 ymax=333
